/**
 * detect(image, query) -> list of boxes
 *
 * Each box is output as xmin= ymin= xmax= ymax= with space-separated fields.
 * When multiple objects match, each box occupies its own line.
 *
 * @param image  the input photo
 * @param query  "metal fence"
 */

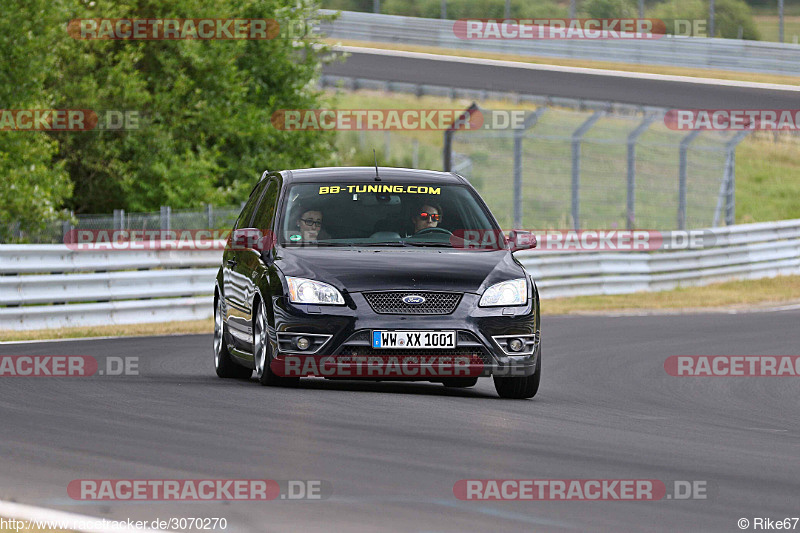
xmin=323 ymin=74 xmax=754 ymax=231
xmin=1 ymin=205 xmax=243 ymax=244
xmin=445 ymin=102 xmax=748 ymax=231
xmin=319 ymin=10 xmax=800 ymax=76
xmin=2 ymin=219 xmax=799 ymax=330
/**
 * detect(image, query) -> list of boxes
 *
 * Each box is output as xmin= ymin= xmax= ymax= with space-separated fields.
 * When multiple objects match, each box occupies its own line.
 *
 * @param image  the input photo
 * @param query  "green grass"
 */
xmin=545 ymin=274 xmax=800 ymax=315
xmin=0 ymin=319 xmax=213 ymax=342
xmin=753 ymin=15 xmax=800 ymax=42
xmin=325 ymin=89 xmax=800 ymax=227
xmin=735 ymin=134 xmax=800 ymax=224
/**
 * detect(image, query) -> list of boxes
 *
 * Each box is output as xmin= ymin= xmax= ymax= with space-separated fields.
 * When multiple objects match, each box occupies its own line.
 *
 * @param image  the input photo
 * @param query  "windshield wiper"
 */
xmin=403 ymin=241 xmax=454 ymax=247
xmin=366 ymin=241 xmax=408 ymax=247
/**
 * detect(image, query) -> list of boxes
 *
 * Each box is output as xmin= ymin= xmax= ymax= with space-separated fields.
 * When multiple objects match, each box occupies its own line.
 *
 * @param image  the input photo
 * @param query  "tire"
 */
xmin=214 ymin=295 xmax=252 ymax=379
xmin=493 ymin=355 xmax=540 ymax=399
xmin=442 ymin=377 xmax=478 ymax=388
xmin=254 ymin=298 xmax=300 ymax=388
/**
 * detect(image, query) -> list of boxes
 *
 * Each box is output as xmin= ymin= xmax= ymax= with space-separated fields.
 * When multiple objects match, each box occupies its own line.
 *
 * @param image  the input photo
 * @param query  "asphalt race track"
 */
xmin=2 ymin=310 xmax=799 ymax=532
xmin=323 ymin=48 xmax=800 ymax=109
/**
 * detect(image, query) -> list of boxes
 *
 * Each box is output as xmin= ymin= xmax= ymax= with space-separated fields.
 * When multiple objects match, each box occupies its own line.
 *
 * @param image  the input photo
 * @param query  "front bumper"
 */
xmin=270 ymin=291 xmax=540 ymax=378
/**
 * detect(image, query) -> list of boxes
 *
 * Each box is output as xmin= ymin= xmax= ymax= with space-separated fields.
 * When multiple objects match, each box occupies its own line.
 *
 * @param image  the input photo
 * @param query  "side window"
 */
xmin=233 ymin=180 xmax=267 ymax=230
xmin=252 ymin=179 xmax=279 ymax=232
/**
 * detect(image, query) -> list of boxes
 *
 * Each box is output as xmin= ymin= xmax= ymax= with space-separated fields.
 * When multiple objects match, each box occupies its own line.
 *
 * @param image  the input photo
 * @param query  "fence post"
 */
xmin=113 ymin=209 xmax=125 ymax=231
xmin=709 ymin=0 xmax=715 ymax=38
xmin=412 ymin=139 xmax=419 ymax=168
xmin=678 ymin=130 xmax=701 ymax=230
xmin=626 ymin=114 xmax=656 ymax=230
xmin=443 ymin=102 xmax=479 ymax=172
xmin=384 ymin=131 xmax=391 ymax=160
xmin=571 ymin=111 xmax=604 ymax=230
xmin=511 ymin=108 xmax=547 ymax=229
xmin=779 ymin=0 xmax=785 ymax=42
xmin=724 ymin=131 xmax=749 ymax=226
xmin=160 ymin=206 xmax=171 ymax=231
xmin=206 ymin=204 xmax=214 ymax=229
xmin=62 ymin=211 xmax=74 ymax=242
xmin=443 ymin=130 xmax=452 ymax=171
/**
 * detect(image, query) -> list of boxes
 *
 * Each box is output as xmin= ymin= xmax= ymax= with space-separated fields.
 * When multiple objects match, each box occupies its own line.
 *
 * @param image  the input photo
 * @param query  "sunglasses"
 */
xmin=299 ymin=218 xmax=322 ymax=228
xmin=418 ymin=212 xmax=440 ymax=222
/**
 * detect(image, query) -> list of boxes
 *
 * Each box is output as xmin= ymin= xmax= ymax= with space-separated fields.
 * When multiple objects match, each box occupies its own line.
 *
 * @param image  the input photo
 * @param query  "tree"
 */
xmin=0 ymin=0 xmax=73 ymax=240
xmin=1 ymin=0 xmax=338 ymax=236
xmin=52 ymin=0 xmax=338 ymax=213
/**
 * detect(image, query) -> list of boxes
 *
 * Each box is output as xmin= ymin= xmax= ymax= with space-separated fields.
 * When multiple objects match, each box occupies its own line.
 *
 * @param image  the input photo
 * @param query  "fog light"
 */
xmin=295 ymin=337 xmax=310 ymax=350
xmin=508 ymin=338 xmax=524 ymax=352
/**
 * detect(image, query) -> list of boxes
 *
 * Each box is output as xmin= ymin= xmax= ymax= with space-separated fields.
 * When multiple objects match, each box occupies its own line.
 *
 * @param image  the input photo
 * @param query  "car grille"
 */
xmin=362 ymin=291 xmax=462 ymax=315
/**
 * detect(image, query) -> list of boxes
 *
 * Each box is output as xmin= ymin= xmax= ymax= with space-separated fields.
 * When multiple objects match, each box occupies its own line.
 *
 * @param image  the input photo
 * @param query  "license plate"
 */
xmin=372 ymin=330 xmax=456 ymax=349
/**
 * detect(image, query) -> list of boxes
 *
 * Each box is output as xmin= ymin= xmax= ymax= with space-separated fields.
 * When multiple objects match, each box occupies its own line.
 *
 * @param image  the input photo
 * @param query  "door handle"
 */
xmin=226 ymin=259 xmax=237 ymax=267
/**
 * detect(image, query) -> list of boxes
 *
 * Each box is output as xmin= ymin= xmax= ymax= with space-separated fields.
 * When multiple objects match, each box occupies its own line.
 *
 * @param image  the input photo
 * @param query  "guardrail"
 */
xmin=517 ymin=219 xmax=800 ymax=298
xmin=1 ymin=219 xmax=799 ymax=330
xmin=319 ymin=10 xmax=800 ymax=76
xmin=0 ymin=246 xmax=220 ymax=331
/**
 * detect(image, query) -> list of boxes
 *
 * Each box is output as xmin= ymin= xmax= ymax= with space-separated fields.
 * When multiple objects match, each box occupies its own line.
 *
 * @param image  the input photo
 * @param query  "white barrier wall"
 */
xmin=320 ymin=10 xmax=800 ymax=76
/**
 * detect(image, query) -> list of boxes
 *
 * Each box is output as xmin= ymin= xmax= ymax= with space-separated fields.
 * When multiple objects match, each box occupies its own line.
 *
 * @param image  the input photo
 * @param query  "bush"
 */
xmin=581 ymin=0 xmax=639 ymax=19
xmin=650 ymin=0 xmax=760 ymax=39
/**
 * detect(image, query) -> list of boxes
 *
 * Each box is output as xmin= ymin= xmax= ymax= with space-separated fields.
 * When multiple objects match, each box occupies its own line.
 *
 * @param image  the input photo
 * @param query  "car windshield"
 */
xmin=279 ymin=182 xmax=501 ymax=248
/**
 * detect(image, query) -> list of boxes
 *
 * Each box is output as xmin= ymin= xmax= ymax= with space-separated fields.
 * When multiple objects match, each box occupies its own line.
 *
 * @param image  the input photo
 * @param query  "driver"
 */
xmin=411 ymin=200 xmax=443 ymax=235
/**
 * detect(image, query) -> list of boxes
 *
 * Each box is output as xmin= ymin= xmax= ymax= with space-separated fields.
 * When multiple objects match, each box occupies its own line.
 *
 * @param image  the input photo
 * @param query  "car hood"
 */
xmin=275 ymin=247 xmax=526 ymax=294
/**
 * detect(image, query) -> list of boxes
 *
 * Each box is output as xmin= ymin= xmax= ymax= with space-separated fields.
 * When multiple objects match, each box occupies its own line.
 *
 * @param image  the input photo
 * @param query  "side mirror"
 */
xmin=508 ymin=230 xmax=537 ymax=252
xmin=230 ymin=228 xmax=275 ymax=252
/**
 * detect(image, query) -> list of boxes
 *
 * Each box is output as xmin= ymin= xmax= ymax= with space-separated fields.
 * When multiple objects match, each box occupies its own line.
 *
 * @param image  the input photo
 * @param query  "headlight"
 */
xmin=286 ymin=277 xmax=345 ymax=305
xmin=479 ymin=278 xmax=527 ymax=307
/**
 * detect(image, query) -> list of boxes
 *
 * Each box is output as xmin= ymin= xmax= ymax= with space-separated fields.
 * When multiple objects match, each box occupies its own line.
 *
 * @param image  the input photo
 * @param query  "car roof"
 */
xmin=280 ymin=167 xmax=465 ymax=184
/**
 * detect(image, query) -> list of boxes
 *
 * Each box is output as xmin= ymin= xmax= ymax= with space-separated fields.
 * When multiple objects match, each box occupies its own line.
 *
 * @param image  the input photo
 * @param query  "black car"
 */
xmin=214 ymin=167 xmax=541 ymax=399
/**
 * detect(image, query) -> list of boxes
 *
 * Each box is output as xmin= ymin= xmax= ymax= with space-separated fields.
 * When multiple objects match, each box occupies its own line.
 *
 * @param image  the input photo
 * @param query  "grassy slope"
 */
xmin=327 ymin=90 xmax=800 ymax=225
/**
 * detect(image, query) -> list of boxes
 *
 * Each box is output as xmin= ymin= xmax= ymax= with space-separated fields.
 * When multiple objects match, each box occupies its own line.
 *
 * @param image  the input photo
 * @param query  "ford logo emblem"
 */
xmin=402 ymin=295 xmax=426 ymax=305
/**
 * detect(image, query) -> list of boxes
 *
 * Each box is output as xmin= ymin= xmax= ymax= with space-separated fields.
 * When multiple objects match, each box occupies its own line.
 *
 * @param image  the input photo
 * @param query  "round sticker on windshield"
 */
xmin=289 ymin=234 xmax=302 ymax=241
